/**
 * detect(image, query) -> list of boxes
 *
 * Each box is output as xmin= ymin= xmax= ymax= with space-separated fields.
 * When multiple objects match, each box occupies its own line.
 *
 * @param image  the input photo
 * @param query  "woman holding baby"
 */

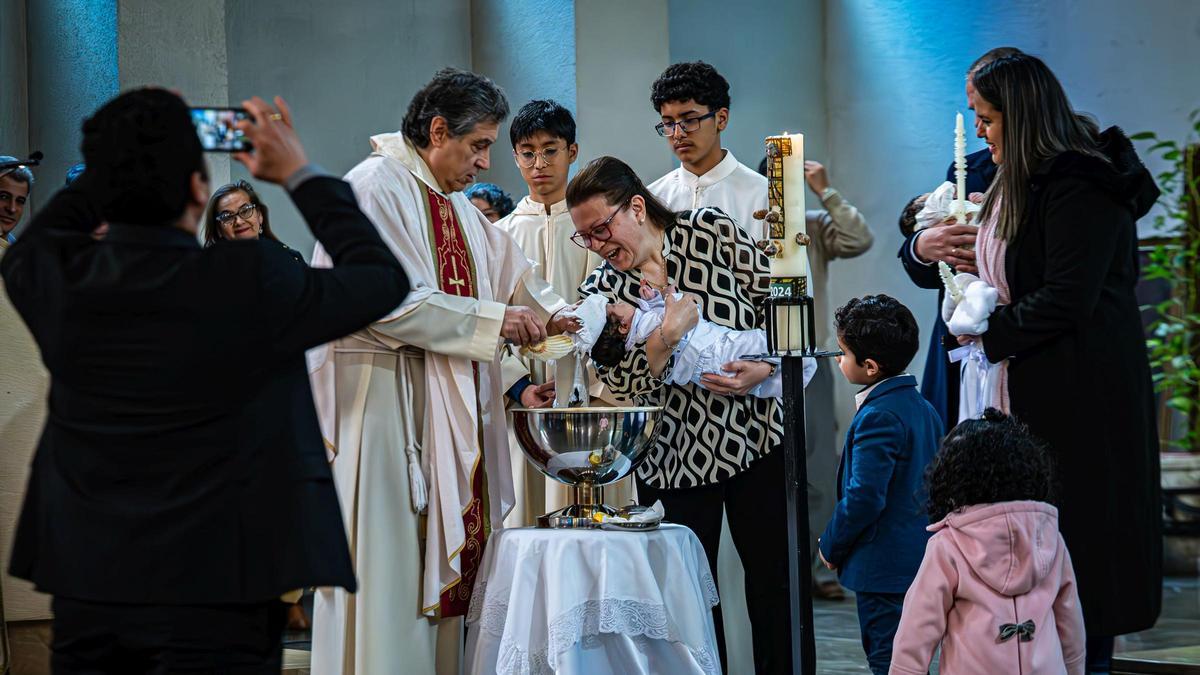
xmin=947 ymin=52 xmax=1161 ymax=673
xmin=567 ymin=155 xmax=790 ymax=673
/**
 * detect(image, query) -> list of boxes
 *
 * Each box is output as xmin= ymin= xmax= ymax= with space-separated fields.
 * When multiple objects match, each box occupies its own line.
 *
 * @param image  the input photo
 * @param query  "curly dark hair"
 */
xmin=833 ymin=294 xmax=919 ymax=377
xmin=402 ymin=67 xmax=509 ymax=149
xmin=925 ymin=408 xmax=1058 ymax=522
xmin=650 ymin=61 xmax=731 ymax=113
xmin=898 ymin=193 xmax=927 ymax=238
xmin=590 ymin=315 xmax=628 ymax=369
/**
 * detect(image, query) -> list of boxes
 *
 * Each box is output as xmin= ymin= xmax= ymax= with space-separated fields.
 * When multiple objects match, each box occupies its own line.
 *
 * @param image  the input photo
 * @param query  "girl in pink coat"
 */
xmin=890 ymin=409 xmax=1086 ymax=675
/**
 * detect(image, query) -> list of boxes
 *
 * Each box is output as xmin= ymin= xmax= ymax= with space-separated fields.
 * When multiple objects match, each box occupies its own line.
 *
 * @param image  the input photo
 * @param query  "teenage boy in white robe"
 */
xmin=647 ymin=61 xmax=766 ymax=238
xmin=493 ymin=100 xmax=613 ymax=528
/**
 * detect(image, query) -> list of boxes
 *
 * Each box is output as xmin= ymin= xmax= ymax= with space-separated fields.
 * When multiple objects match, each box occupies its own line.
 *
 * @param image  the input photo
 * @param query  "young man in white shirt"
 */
xmin=646 ymin=61 xmax=766 ymax=239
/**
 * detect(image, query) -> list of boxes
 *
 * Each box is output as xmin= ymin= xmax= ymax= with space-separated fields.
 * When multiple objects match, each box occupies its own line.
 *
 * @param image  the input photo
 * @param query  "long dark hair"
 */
xmin=924 ymin=409 xmax=1058 ymax=522
xmin=204 ymin=180 xmax=278 ymax=246
xmin=973 ymin=53 xmax=1105 ymax=243
xmin=565 ymin=156 xmax=676 ymax=230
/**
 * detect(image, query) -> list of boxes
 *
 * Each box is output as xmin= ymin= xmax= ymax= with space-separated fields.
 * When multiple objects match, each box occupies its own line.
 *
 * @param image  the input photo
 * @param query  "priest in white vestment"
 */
xmin=308 ymin=69 xmax=570 ymax=675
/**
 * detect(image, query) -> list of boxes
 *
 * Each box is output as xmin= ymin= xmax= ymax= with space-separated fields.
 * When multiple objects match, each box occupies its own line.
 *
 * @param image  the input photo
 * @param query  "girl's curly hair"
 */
xmin=924 ymin=408 xmax=1058 ymax=522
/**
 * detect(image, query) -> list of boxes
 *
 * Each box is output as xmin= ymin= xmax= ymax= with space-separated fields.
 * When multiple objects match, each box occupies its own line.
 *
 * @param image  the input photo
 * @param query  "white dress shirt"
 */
xmin=648 ymin=149 xmax=768 ymax=240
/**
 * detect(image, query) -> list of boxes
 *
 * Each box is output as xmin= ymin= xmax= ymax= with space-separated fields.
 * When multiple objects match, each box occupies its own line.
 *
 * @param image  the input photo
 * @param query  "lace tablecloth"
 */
xmin=465 ymin=524 xmax=720 ymax=675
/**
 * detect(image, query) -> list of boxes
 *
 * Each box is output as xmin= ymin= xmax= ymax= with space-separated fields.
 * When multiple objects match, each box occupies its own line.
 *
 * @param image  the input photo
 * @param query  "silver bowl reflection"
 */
xmin=510 ymin=406 xmax=662 ymax=528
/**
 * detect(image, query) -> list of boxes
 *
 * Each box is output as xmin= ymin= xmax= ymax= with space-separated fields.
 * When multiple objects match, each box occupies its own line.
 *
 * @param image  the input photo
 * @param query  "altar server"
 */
xmin=494 ymin=99 xmax=607 ymax=527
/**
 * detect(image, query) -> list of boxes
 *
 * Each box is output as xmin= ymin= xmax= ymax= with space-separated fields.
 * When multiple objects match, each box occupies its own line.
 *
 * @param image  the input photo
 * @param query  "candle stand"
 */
xmin=760 ymin=277 xmax=841 ymax=675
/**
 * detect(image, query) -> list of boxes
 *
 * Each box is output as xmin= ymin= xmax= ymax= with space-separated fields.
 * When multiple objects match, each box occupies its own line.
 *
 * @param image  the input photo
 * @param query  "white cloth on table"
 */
xmin=625 ymin=292 xmax=815 ymax=398
xmin=465 ymin=524 xmax=721 ymax=675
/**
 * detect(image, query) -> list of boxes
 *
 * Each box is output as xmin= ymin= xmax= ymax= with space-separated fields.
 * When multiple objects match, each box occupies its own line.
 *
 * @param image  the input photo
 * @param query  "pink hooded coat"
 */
xmin=890 ymin=501 xmax=1086 ymax=675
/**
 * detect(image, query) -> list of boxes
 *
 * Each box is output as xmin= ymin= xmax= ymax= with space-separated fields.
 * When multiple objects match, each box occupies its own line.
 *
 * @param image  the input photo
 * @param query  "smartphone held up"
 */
xmin=190 ymin=107 xmax=251 ymax=152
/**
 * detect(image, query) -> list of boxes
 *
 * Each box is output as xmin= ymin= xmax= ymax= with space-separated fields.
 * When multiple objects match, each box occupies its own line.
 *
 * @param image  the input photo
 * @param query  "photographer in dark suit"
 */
xmin=1 ymin=89 xmax=410 ymax=673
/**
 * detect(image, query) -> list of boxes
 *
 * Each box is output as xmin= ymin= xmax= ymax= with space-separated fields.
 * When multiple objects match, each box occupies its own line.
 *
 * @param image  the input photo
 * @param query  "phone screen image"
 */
xmin=190 ymin=107 xmax=251 ymax=152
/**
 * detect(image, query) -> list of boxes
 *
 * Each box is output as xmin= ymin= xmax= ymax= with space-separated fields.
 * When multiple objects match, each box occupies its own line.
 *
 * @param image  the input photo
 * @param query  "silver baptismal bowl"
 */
xmin=510 ymin=406 xmax=663 ymax=528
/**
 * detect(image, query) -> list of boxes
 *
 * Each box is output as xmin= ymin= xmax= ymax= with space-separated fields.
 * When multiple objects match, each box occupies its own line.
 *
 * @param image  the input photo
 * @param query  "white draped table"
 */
xmin=465 ymin=524 xmax=721 ymax=675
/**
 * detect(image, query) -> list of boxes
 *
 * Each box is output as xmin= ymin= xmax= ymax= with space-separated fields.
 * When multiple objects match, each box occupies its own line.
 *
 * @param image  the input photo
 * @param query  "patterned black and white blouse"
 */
xmin=579 ymin=207 xmax=782 ymax=489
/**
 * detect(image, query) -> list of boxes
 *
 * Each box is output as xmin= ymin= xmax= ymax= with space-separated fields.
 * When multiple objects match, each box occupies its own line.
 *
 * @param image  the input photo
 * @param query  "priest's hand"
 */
xmin=503 ymin=306 xmax=546 ymax=346
xmin=519 ymin=381 xmax=556 ymax=409
xmin=233 ymin=96 xmax=309 ymax=185
xmin=914 ymin=223 xmax=978 ymax=274
xmin=700 ymin=360 xmax=773 ymax=396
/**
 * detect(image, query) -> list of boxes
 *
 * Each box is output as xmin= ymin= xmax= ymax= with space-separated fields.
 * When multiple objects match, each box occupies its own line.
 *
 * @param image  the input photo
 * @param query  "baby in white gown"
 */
xmin=588 ymin=290 xmax=816 ymax=398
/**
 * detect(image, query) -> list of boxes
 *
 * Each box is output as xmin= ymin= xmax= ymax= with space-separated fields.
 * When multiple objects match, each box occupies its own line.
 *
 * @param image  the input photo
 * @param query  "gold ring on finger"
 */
xmin=268 ymin=113 xmax=283 ymax=121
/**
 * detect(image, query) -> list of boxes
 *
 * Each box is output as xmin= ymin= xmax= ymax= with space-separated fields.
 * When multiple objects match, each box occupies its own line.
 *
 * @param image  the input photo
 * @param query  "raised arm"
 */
xmin=811 ymin=190 xmax=873 ymax=260
xmin=259 ymin=175 xmax=410 ymax=356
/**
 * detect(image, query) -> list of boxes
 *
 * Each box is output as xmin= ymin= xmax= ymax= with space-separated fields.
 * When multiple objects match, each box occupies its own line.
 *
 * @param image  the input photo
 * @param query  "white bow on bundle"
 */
xmin=940 ymin=269 xmax=999 ymax=337
xmin=940 ymin=263 xmax=1003 ymax=422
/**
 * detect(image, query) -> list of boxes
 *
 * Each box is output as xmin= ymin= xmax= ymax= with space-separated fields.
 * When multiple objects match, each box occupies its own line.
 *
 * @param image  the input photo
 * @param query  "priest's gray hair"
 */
xmin=402 ymin=68 xmax=510 ymax=149
xmin=0 ymin=156 xmax=36 ymax=188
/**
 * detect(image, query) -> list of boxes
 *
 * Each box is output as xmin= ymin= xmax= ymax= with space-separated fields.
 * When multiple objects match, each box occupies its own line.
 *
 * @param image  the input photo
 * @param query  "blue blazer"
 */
xmin=819 ymin=375 xmax=944 ymax=594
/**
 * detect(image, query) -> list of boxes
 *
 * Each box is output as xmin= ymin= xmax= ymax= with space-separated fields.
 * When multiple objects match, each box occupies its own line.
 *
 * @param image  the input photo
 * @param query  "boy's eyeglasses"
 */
xmin=515 ymin=146 xmax=563 ymax=168
xmin=655 ymin=111 xmax=717 ymax=137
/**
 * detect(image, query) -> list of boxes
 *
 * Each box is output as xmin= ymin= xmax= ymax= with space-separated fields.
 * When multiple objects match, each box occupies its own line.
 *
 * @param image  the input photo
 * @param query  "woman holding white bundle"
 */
xmin=942 ymin=52 xmax=1160 ymax=675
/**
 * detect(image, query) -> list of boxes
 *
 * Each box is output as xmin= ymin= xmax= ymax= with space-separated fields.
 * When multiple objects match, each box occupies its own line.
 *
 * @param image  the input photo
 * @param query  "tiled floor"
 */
xmin=284 ymin=578 xmax=1200 ymax=674
xmin=813 ymin=577 xmax=1200 ymax=674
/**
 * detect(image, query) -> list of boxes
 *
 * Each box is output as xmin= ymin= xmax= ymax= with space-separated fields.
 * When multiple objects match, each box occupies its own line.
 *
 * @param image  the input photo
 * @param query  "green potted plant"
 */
xmin=1133 ymin=110 xmax=1200 ymax=575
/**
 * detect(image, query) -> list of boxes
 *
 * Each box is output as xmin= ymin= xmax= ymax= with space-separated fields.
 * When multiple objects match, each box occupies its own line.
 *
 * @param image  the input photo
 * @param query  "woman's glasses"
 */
xmin=215 ymin=202 xmax=258 ymax=225
xmin=570 ymin=202 xmax=626 ymax=249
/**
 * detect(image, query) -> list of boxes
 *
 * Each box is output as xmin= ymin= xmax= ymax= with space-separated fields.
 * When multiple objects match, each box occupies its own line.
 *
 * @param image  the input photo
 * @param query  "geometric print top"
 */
xmin=579 ymin=206 xmax=782 ymax=489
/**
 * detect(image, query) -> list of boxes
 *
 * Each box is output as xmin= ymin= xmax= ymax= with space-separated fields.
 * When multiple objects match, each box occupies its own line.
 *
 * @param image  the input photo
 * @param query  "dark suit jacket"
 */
xmin=896 ymin=148 xmax=997 ymax=426
xmin=819 ymin=375 xmax=943 ymax=594
xmin=981 ymin=128 xmax=1161 ymax=635
xmin=1 ymin=175 xmax=409 ymax=604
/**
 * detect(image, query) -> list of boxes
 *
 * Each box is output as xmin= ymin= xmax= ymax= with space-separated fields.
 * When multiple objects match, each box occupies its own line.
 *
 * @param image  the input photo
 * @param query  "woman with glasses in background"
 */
xmin=204 ymin=180 xmax=304 ymax=264
xmin=203 ymin=179 xmax=310 ymax=633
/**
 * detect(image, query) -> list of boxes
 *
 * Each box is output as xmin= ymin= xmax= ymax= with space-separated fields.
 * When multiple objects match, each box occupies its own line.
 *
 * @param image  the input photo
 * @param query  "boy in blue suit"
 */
xmin=818 ymin=294 xmax=944 ymax=675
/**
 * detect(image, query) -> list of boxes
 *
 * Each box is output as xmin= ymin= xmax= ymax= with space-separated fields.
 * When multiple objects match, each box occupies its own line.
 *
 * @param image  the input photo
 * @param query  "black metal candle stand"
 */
xmin=760 ymin=280 xmax=841 ymax=675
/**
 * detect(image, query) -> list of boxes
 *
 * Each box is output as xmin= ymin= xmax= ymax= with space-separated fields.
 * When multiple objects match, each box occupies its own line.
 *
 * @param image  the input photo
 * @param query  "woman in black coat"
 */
xmin=965 ymin=54 xmax=1162 ymax=672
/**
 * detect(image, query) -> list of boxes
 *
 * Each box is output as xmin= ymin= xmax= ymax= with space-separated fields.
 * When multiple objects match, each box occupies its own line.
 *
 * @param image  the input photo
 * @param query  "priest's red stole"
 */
xmin=424 ymin=187 xmax=487 ymax=618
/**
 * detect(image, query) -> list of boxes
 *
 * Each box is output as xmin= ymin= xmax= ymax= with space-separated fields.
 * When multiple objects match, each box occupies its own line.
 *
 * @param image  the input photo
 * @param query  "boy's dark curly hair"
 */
xmin=590 ymin=316 xmax=628 ymax=369
xmin=833 ymin=294 xmax=919 ymax=377
xmin=650 ymin=61 xmax=731 ymax=113
xmin=925 ymin=408 xmax=1058 ymax=522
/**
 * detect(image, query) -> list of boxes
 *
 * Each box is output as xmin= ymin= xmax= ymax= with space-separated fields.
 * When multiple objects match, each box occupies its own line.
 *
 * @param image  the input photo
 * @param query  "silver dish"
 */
xmin=510 ymin=406 xmax=662 ymax=528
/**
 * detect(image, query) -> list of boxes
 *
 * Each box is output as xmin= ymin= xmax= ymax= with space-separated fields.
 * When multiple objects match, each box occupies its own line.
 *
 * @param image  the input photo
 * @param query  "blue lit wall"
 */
xmin=225 ymin=0 xmax=473 ymax=257
xmin=27 ymin=0 xmax=119 ymax=201
xmin=470 ymin=0 xmax=577 ymax=198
